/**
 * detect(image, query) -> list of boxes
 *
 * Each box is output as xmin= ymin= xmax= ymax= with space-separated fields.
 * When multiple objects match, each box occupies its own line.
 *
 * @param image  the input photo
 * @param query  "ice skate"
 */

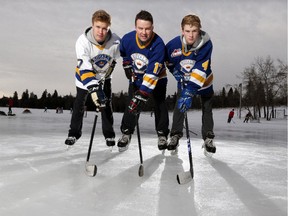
xmin=203 ymin=138 xmax=216 ymax=157
xmin=106 ymin=138 xmax=115 ymax=147
xmin=117 ymin=134 xmax=131 ymax=152
xmin=158 ymin=136 xmax=167 ymax=151
xmin=106 ymin=138 xmax=115 ymax=151
xmin=167 ymin=135 xmax=180 ymax=155
xmin=65 ymin=136 xmax=77 ymax=146
xmin=65 ymin=136 xmax=77 ymax=151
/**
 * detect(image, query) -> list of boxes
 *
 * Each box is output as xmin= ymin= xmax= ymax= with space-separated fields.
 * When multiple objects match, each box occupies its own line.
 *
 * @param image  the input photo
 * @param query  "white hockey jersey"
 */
xmin=74 ymin=27 xmax=121 ymax=90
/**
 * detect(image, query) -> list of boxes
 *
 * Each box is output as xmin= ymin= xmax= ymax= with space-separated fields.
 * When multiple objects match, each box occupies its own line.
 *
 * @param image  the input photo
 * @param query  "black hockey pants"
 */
xmin=68 ymin=79 xmax=115 ymax=140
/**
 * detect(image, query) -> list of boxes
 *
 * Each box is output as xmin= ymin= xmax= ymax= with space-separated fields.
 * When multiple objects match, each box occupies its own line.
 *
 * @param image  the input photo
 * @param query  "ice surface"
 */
xmin=0 ymin=107 xmax=287 ymax=216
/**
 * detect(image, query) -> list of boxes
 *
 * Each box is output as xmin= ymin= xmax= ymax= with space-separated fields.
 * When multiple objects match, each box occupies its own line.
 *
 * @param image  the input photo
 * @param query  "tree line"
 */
xmin=1 ymin=56 xmax=286 ymax=120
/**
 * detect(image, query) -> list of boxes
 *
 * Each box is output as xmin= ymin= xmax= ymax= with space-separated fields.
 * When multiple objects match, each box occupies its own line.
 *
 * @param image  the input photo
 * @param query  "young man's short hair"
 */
xmin=181 ymin=14 xmax=201 ymax=29
xmin=92 ymin=10 xmax=111 ymax=26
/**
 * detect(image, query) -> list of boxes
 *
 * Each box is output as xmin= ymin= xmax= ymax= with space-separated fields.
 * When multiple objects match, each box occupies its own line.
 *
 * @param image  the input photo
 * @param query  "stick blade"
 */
xmin=138 ymin=164 xmax=144 ymax=177
xmin=85 ymin=164 xmax=97 ymax=177
xmin=177 ymin=170 xmax=193 ymax=184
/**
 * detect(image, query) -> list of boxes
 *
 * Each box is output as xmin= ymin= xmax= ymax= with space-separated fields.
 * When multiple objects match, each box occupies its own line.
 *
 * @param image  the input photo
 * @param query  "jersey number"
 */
xmin=153 ymin=62 xmax=163 ymax=74
xmin=202 ymin=60 xmax=209 ymax=71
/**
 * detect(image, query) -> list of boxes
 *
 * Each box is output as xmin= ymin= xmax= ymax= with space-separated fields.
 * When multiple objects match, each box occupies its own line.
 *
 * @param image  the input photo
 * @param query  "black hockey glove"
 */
xmin=87 ymin=84 xmax=107 ymax=111
xmin=128 ymin=90 xmax=149 ymax=114
xmin=123 ymin=60 xmax=134 ymax=80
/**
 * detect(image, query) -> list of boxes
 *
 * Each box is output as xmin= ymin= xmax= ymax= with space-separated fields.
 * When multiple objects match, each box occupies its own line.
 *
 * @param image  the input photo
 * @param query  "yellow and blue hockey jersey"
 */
xmin=120 ymin=30 xmax=167 ymax=94
xmin=165 ymin=31 xmax=214 ymax=95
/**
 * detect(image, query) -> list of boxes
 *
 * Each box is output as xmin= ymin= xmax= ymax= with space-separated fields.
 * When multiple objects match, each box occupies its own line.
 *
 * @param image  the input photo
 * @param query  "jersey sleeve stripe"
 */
xmin=203 ymin=73 xmax=213 ymax=87
xmin=189 ymin=69 xmax=206 ymax=87
xmin=142 ymin=74 xmax=158 ymax=90
xmin=80 ymin=70 xmax=95 ymax=80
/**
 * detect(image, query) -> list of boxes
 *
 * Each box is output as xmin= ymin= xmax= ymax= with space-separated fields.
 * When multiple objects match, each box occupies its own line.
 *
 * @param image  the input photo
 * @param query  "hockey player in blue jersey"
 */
xmin=165 ymin=14 xmax=216 ymax=154
xmin=117 ymin=10 xmax=169 ymax=152
xmin=65 ymin=10 xmax=120 ymax=147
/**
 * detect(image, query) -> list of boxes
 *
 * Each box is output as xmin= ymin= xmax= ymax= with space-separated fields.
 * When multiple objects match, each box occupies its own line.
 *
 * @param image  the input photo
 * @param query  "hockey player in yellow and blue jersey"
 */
xmin=65 ymin=10 xmax=120 ymax=147
xmin=165 ymin=14 xmax=216 ymax=154
xmin=117 ymin=10 xmax=169 ymax=152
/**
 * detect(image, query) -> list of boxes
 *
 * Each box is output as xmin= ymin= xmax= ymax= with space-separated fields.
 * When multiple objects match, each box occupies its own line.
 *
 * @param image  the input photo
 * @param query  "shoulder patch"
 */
xmin=171 ymin=48 xmax=182 ymax=58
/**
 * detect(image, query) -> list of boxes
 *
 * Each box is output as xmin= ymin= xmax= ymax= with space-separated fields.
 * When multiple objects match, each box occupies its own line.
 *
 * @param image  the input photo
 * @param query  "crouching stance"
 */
xmin=117 ymin=10 xmax=169 ymax=152
xmin=65 ymin=10 xmax=120 ymax=147
xmin=165 ymin=14 xmax=216 ymax=154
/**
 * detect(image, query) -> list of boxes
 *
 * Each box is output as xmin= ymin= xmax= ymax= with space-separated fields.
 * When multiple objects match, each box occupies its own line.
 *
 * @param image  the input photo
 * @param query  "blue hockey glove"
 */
xmin=123 ymin=60 xmax=134 ymax=80
xmin=177 ymin=87 xmax=195 ymax=113
xmin=128 ymin=90 xmax=149 ymax=114
xmin=172 ymin=69 xmax=184 ymax=82
xmin=88 ymin=84 xmax=107 ymax=111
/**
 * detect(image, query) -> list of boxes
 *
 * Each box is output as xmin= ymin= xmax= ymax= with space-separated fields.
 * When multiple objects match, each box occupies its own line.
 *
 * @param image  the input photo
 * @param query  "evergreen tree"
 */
xmin=12 ymin=91 xmax=19 ymax=107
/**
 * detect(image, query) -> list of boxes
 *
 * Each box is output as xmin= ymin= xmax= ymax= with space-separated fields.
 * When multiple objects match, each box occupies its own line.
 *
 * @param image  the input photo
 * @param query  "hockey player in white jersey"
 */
xmin=65 ymin=10 xmax=120 ymax=147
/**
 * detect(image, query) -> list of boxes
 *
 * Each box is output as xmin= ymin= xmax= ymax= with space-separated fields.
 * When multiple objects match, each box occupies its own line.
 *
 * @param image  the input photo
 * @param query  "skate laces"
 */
xmin=120 ymin=134 xmax=130 ymax=143
xmin=67 ymin=137 xmax=76 ymax=141
xmin=158 ymin=136 xmax=167 ymax=145
xmin=204 ymin=138 xmax=215 ymax=147
xmin=170 ymin=135 xmax=179 ymax=146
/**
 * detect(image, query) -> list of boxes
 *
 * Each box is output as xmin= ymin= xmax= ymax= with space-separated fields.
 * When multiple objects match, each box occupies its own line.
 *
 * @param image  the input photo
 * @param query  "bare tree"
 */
xmin=242 ymin=56 xmax=287 ymax=120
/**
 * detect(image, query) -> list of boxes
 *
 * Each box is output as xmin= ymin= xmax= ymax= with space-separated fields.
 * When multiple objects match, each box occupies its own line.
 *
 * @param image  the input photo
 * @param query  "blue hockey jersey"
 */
xmin=120 ymin=31 xmax=167 ymax=94
xmin=165 ymin=31 xmax=214 ymax=95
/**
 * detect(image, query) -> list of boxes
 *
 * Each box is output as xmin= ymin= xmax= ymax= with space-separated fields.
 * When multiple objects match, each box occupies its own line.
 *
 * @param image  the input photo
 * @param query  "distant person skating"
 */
xmin=227 ymin=108 xmax=234 ymax=123
xmin=8 ymin=106 xmax=12 ymax=115
xmin=243 ymin=111 xmax=252 ymax=123
xmin=7 ymin=98 xmax=13 ymax=115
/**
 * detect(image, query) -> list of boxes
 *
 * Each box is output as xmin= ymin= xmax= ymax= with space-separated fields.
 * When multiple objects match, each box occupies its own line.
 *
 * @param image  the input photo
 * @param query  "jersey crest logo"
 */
xmin=131 ymin=53 xmax=149 ymax=73
xmin=171 ymin=48 xmax=182 ymax=58
xmin=180 ymin=59 xmax=196 ymax=73
xmin=91 ymin=54 xmax=112 ymax=74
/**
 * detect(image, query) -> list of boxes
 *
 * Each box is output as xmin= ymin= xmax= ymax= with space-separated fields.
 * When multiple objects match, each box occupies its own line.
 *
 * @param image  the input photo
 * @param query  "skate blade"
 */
xmin=107 ymin=146 xmax=114 ymax=152
xmin=203 ymin=148 xmax=214 ymax=158
xmin=65 ymin=145 xmax=73 ymax=151
xmin=170 ymin=148 xmax=178 ymax=155
xmin=118 ymin=146 xmax=129 ymax=152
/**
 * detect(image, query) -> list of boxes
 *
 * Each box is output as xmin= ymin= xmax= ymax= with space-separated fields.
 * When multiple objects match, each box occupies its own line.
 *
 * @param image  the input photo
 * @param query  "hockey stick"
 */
xmin=177 ymin=112 xmax=194 ymax=184
xmin=129 ymin=75 xmax=144 ymax=176
xmin=85 ymin=114 xmax=98 ymax=177
xmin=84 ymin=66 xmax=112 ymax=175
xmin=136 ymin=113 xmax=144 ymax=177
xmin=183 ymin=125 xmax=198 ymax=136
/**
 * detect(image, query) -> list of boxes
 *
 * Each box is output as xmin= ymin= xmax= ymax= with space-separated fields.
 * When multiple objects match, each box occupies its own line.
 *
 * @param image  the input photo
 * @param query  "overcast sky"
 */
xmin=0 ymin=0 xmax=287 ymax=98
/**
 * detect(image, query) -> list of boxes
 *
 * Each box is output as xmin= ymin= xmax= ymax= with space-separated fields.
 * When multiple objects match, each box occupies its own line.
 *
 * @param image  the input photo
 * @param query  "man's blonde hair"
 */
xmin=92 ymin=10 xmax=111 ymax=26
xmin=181 ymin=14 xmax=201 ymax=29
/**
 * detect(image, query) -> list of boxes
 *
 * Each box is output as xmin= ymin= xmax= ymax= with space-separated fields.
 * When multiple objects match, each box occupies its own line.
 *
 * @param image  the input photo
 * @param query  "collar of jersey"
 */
xmin=136 ymin=32 xmax=155 ymax=49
